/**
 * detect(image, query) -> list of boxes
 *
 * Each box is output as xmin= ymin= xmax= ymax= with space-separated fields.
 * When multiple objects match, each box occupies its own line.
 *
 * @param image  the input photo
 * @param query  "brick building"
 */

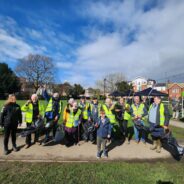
xmin=168 ymin=83 xmax=184 ymax=99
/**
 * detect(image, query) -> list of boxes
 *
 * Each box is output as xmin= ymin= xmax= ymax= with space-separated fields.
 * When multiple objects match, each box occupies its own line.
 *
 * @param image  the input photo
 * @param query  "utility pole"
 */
xmin=104 ymin=78 xmax=106 ymax=97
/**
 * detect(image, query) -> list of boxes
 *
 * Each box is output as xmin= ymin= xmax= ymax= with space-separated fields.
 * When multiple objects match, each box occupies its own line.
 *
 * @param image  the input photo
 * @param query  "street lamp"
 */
xmin=104 ymin=78 xmax=106 ymax=97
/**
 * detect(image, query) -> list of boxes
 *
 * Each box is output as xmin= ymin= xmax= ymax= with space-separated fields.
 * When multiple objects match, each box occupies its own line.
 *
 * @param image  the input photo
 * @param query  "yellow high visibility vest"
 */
xmin=79 ymin=102 xmax=90 ymax=120
xmin=131 ymin=103 xmax=146 ymax=122
xmin=66 ymin=109 xmax=82 ymax=128
xmin=102 ymin=104 xmax=117 ymax=124
xmin=45 ymin=98 xmax=62 ymax=114
xmin=123 ymin=103 xmax=131 ymax=121
xmin=21 ymin=102 xmax=44 ymax=123
xmin=149 ymin=103 xmax=165 ymax=126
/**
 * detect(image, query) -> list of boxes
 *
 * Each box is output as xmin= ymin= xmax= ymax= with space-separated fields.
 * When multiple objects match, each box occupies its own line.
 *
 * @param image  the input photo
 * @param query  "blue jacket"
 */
xmin=96 ymin=116 xmax=112 ymax=138
xmin=42 ymin=90 xmax=61 ymax=120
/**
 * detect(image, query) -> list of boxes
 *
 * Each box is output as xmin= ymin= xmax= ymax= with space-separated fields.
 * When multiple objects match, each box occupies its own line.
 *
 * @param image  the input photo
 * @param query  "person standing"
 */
xmin=172 ymin=96 xmax=180 ymax=120
xmin=89 ymin=97 xmax=101 ymax=142
xmin=95 ymin=109 xmax=112 ymax=159
xmin=78 ymin=96 xmax=91 ymax=141
xmin=21 ymin=94 xmax=44 ymax=148
xmin=0 ymin=94 xmax=22 ymax=155
xmin=42 ymin=86 xmax=63 ymax=145
xmin=117 ymin=97 xmax=131 ymax=143
xmin=102 ymin=98 xmax=117 ymax=139
xmin=130 ymin=96 xmax=147 ymax=144
xmin=149 ymin=96 xmax=170 ymax=153
xmin=63 ymin=101 xmax=82 ymax=147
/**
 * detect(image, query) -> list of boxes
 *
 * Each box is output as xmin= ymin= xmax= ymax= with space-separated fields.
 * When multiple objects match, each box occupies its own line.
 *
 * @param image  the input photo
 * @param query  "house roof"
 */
xmin=155 ymin=83 xmax=166 ymax=87
xmin=168 ymin=83 xmax=184 ymax=89
xmin=132 ymin=76 xmax=147 ymax=81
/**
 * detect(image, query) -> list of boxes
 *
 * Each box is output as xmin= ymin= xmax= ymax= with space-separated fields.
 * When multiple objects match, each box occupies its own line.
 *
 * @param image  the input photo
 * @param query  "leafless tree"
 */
xmin=96 ymin=72 xmax=126 ymax=93
xmin=16 ymin=54 xmax=55 ymax=91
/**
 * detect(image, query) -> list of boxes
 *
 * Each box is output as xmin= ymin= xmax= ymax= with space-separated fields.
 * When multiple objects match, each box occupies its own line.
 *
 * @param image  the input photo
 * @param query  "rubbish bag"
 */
xmin=45 ymin=120 xmax=54 ymax=129
xmin=54 ymin=125 xmax=65 ymax=143
xmin=18 ymin=126 xmax=37 ymax=137
xmin=19 ymin=118 xmax=45 ymax=137
xmin=34 ymin=118 xmax=45 ymax=129
xmin=161 ymin=131 xmax=184 ymax=161
xmin=151 ymin=127 xmax=165 ymax=138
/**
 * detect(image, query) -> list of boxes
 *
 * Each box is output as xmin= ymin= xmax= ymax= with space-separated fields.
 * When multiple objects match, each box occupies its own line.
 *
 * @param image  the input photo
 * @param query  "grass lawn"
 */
xmin=0 ymin=161 xmax=183 ymax=184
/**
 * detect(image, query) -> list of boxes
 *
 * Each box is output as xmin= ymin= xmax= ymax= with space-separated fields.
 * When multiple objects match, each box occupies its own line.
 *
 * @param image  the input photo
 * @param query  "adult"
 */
xmin=42 ymin=86 xmax=62 ymax=145
xmin=21 ymin=94 xmax=44 ymax=148
xmin=78 ymin=96 xmax=91 ymax=141
xmin=149 ymin=96 xmax=170 ymax=153
xmin=130 ymin=96 xmax=147 ymax=144
xmin=63 ymin=101 xmax=82 ymax=147
xmin=0 ymin=94 xmax=22 ymax=155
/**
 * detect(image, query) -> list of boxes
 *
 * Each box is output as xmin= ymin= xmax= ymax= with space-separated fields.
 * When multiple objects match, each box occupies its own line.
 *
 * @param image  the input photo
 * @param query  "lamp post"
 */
xmin=104 ymin=78 xmax=106 ymax=97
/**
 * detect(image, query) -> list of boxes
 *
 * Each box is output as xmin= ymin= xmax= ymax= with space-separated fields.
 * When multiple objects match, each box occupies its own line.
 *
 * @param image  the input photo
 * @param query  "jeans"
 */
xmin=97 ymin=136 xmax=107 ymax=154
xmin=133 ymin=121 xmax=145 ymax=142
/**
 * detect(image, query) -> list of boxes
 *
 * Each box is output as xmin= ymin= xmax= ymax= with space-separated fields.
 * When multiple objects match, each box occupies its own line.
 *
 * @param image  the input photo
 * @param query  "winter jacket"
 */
xmin=43 ymin=90 xmax=62 ymax=120
xmin=96 ymin=116 xmax=112 ymax=138
xmin=0 ymin=103 xmax=22 ymax=127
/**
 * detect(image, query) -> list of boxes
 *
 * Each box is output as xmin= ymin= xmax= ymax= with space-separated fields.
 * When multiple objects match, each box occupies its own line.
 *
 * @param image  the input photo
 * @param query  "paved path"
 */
xmin=0 ymin=119 xmax=183 ymax=162
xmin=170 ymin=119 xmax=184 ymax=128
xmin=0 ymin=135 xmax=181 ymax=162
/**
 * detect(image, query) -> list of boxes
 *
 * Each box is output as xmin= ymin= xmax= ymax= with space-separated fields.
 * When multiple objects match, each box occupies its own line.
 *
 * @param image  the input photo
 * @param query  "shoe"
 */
xmin=150 ymin=141 xmax=157 ymax=150
xmin=34 ymin=140 xmax=40 ymax=145
xmin=13 ymin=146 xmax=19 ymax=152
xmin=4 ymin=149 xmax=10 ymax=155
xmin=102 ymin=152 xmax=108 ymax=158
xmin=125 ymin=139 xmax=130 ymax=144
xmin=156 ymin=140 xmax=161 ymax=153
xmin=135 ymin=140 xmax=139 ymax=144
xmin=25 ymin=144 xmax=30 ymax=149
xmin=96 ymin=152 xmax=101 ymax=159
xmin=42 ymin=139 xmax=49 ymax=146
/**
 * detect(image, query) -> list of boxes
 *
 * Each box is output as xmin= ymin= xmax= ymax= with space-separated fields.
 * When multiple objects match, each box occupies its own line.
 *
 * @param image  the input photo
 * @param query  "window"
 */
xmin=172 ymin=88 xmax=179 ymax=93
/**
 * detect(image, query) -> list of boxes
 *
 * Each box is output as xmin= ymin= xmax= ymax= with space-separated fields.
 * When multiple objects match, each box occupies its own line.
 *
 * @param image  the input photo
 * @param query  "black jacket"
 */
xmin=0 ymin=103 xmax=22 ymax=127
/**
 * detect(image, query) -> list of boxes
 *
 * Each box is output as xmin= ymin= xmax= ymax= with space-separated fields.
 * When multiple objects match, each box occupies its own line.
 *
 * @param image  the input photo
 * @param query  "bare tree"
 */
xmin=16 ymin=54 xmax=54 ymax=91
xmin=96 ymin=72 xmax=126 ymax=93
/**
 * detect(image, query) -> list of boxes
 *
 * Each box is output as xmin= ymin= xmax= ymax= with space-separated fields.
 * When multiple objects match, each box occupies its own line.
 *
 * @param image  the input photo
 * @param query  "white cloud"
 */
xmin=56 ymin=62 xmax=73 ymax=69
xmin=0 ymin=28 xmax=34 ymax=59
xmin=67 ymin=0 xmax=184 ymax=86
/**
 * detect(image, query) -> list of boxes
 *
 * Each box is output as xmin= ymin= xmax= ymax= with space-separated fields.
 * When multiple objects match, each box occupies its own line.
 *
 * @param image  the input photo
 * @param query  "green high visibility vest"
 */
xmin=149 ymin=103 xmax=165 ymax=126
xmin=131 ymin=103 xmax=146 ymax=122
xmin=45 ymin=98 xmax=62 ymax=114
xmin=21 ymin=102 xmax=44 ymax=123
xmin=123 ymin=103 xmax=131 ymax=121
xmin=79 ymin=102 xmax=90 ymax=120
xmin=131 ymin=103 xmax=145 ymax=116
xmin=90 ymin=103 xmax=101 ymax=116
xmin=66 ymin=109 xmax=81 ymax=128
xmin=102 ymin=104 xmax=117 ymax=124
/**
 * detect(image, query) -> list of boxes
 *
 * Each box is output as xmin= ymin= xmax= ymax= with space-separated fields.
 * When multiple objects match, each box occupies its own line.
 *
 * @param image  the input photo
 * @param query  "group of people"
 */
xmin=0 ymin=87 xmax=171 ymax=158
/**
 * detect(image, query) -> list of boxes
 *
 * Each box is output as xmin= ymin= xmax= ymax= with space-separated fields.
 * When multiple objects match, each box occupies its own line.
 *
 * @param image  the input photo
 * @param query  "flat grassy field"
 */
xmin=0 ymin=161 xmax=183 ymax=184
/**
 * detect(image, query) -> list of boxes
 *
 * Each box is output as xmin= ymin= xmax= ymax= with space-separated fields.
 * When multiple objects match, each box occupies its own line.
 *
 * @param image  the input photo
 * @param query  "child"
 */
xmin=95 ymin=109 xmax=112 ymax=159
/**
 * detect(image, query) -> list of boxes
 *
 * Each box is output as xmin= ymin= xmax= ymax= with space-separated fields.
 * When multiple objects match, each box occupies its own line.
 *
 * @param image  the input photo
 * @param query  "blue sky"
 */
xmin=0 ymin=0 xmax=184 ymax=87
